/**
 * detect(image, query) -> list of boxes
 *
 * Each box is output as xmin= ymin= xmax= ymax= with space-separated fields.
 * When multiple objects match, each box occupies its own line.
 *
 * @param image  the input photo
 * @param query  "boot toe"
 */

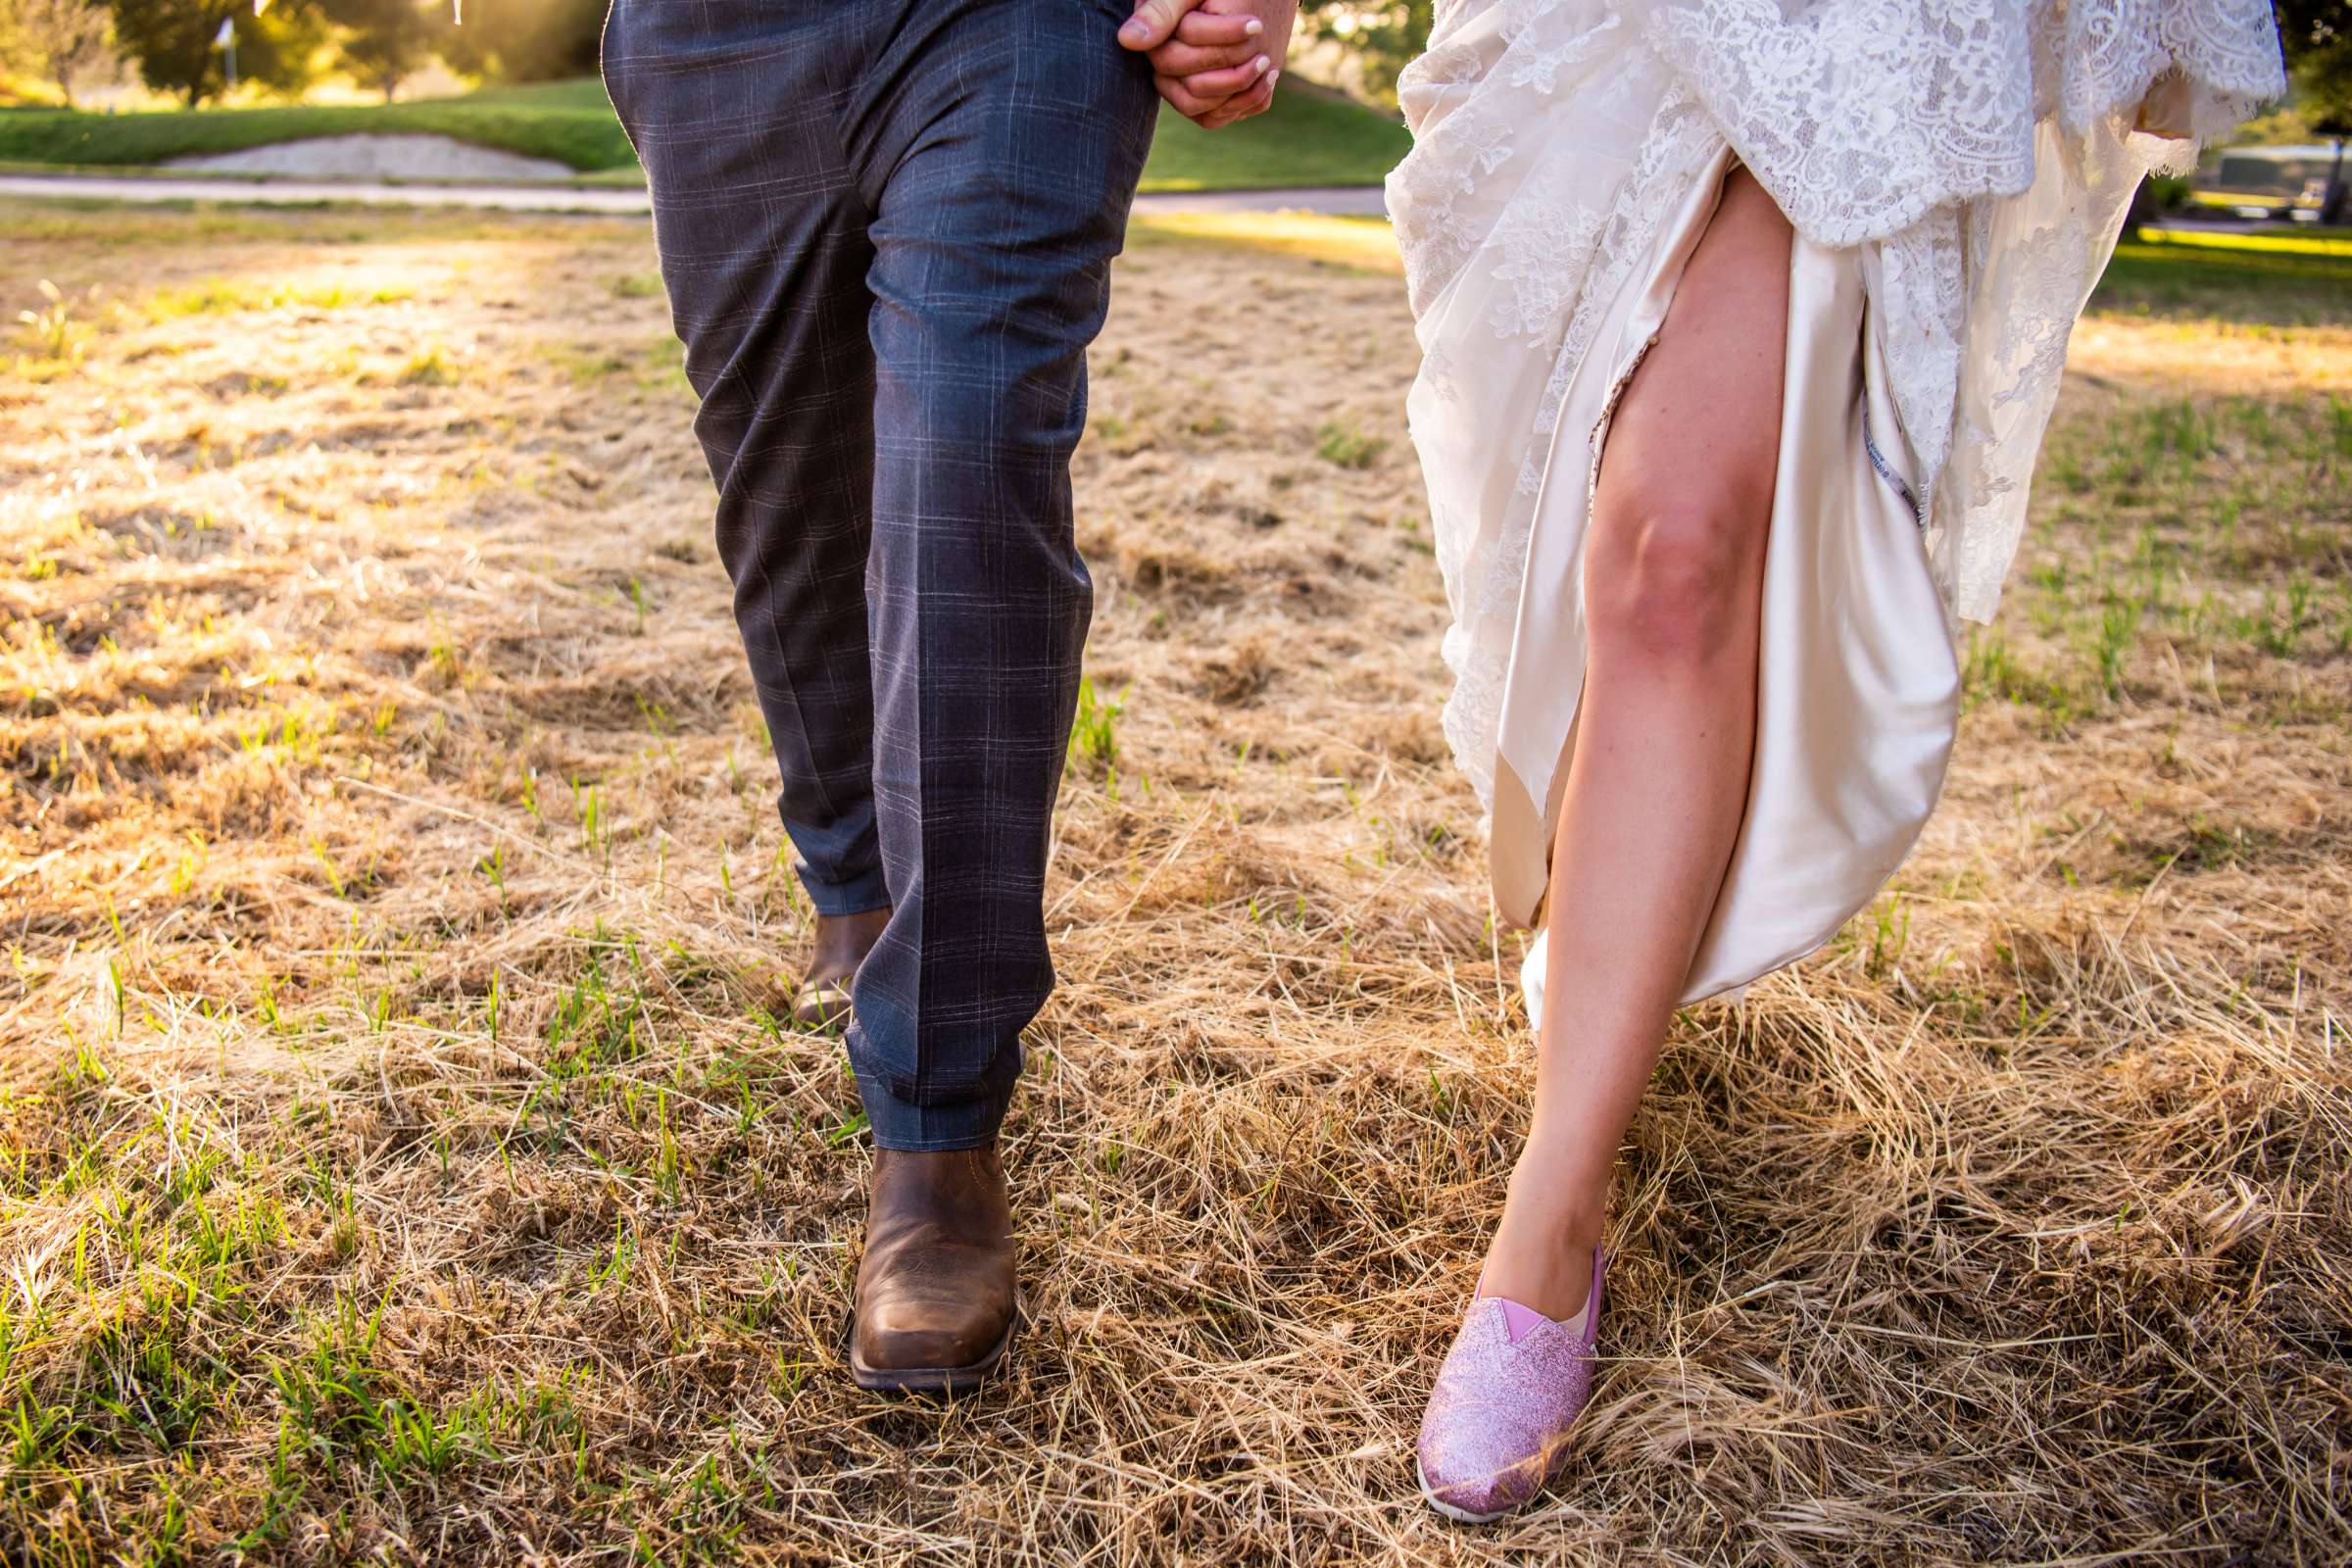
xmin=855 ymin=1296 xmax=1006 ymax=1372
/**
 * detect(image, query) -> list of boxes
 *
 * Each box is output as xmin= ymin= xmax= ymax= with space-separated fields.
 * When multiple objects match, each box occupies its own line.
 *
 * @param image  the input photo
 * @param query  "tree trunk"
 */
xmin=186 ymin=34 xmax=211 ymax=106
xmin=2324 ymin=139 xmax=2348 ymax=228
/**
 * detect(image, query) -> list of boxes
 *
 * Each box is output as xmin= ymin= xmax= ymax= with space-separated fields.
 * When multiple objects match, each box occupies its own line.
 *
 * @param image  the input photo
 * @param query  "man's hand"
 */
xmin=1119 ymin=0 xmax=1298 ymax=130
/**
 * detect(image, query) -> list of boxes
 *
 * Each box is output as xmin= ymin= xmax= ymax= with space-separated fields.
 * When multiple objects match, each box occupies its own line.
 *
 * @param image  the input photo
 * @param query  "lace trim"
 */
xmin=1645 ymin=0 xmax=2285 ymax=251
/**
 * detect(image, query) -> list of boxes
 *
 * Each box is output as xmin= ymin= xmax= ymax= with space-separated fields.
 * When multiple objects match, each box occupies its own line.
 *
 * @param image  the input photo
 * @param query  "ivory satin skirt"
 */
xmin=1499 ymin=151 xmax=1963 ymax=1018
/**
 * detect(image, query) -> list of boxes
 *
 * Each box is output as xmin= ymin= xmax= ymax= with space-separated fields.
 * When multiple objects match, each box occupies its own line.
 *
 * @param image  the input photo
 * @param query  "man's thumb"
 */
xmin=1119 ymin=0 xmax=1192 ymax=50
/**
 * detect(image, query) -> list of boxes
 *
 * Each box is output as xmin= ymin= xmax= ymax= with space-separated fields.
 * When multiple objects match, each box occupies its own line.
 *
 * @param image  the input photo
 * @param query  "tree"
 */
xmin=2275 ymin=0 xmax=2352 ymax=220
xmin=320 ymin=0 xmax=444 ymax=100
xmin=437 ymin=0 xmax=603 ymax=83
xmin=104 ymin=0 xmax=329 ymax=105
xmin=1301 ymin=1 xmax=1432 ymax=108
xmin=10 ymin=0 xmax=116 ymax=106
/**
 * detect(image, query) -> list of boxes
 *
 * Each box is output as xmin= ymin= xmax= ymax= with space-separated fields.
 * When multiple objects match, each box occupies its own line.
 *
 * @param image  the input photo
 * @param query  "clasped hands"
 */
xmin=1119 ymin=0 xmax=1299 ymax=129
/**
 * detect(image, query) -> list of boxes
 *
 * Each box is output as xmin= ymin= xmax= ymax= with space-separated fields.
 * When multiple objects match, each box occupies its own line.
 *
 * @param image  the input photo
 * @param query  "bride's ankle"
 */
xmin=1498 ymin=1148 xmax=1609 ymax=1255
xmin=1478 ymin=1151 xmax=1608 ymax=1317
xmin=1480 ymin=1203 xmax=1603 ymax=1323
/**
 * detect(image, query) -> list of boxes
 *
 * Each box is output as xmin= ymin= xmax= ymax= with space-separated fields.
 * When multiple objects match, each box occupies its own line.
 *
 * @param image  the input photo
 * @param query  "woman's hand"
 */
xmin=1119 ymin=0 xmax=1298 ymax=129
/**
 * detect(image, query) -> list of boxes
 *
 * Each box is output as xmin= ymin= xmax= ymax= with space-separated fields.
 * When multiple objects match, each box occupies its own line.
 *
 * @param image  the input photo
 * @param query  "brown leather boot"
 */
xmin=849 ymin=1146 xmax=1017 ymax=1395
xmin=787 ymin=907 xmax=891 ymax=1033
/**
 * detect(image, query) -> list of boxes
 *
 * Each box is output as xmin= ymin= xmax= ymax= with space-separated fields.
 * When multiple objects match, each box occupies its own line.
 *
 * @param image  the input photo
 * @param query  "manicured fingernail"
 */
xmin=1244 ymin=17 xmax=1262 ymax=33
xmin=1252 ymin=54 xmax=1270 ymax=74
xmin=1265 ymin=70 xmax=1279 ymax=89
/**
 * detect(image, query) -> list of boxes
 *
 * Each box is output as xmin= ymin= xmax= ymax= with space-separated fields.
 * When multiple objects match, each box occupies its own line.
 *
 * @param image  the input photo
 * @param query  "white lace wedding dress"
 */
xmin=1387 ymin=0 xmax=2282 ymax=1008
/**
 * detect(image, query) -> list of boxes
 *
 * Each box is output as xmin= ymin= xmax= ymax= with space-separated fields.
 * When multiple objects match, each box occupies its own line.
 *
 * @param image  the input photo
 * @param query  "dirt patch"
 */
xmin=167 ymin=133 xmax=576 ymax=182
xmin=0 ymin=202 xmax=2345 ymax=1566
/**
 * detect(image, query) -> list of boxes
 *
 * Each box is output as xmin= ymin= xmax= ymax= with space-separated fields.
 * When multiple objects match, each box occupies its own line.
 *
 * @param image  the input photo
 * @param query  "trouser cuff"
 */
xmin=854 ymin=1073 xmax=1008 ymax=1152
xmin=802 ymin=862 xmax=891 ymax=918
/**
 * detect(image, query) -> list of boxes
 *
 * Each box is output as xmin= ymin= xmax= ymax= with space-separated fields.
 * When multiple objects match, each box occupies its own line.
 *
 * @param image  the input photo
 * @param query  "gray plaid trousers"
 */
xmin=603 ymin=0 xmax=1157 ymax=1149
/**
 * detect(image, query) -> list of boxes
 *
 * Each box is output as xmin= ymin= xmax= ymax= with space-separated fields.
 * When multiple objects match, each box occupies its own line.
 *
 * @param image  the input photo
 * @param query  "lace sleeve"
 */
xmin=1644 ymin=0 xmax=2285 ymax=251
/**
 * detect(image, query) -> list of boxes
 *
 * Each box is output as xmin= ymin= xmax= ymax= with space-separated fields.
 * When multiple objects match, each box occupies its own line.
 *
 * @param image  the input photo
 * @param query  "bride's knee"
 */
xmin=1585 ymin=491 xmax=1766 ymax=664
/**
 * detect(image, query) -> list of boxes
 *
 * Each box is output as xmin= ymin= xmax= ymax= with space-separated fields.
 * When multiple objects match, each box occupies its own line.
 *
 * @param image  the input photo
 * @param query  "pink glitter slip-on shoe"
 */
xmin=1414 ymin=1249 xmax=1605 ymax=1524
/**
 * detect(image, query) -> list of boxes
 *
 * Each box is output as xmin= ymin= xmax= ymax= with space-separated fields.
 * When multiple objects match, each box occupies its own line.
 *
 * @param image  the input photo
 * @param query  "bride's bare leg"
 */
xmin=1479 ymin=170 xmax=1792 ymax=1318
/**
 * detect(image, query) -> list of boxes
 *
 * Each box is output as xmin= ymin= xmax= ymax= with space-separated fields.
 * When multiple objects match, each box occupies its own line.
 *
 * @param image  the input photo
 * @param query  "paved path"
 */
xmin=0 ymin=171 xmax=1390 ymax=218
xmin=0 ymin=172 xmax=655 ymax=213
xmin=1138 ymin=186 xmax=1387 ymax=217
xmin=7 ymin=172 xmax=2322 ymax=236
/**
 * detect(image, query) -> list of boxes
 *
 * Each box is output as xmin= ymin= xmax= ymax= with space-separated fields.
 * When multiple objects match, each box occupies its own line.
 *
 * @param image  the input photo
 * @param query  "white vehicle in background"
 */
xmin=2193 ymin=141 xmax=2348 ymax=223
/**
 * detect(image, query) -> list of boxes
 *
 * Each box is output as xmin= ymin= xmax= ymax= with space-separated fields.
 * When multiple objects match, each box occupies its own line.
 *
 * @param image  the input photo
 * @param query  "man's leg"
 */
xmin=840 ymin=0 xmax=1157 ymax=1388
xmin=847 ymin=0 xmax=1156 ymax=1155
xmin=602 ymin=1 xmax=893 ymax=1023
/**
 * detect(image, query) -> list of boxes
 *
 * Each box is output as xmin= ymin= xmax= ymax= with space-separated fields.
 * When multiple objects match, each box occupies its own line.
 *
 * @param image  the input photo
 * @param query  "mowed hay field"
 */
xmin=2 ymin=201 xmax=2348 ymax=1566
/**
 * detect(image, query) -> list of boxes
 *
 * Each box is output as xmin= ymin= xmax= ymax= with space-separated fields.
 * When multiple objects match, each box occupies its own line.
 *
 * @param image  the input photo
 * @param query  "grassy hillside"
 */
xmin=0 ymin=76 xmax=1409 ymax=188
xmin=1141 ymin=82 xmax=1410 ymax=190
xmin=0 ymin=79 xmax=636 ymax=172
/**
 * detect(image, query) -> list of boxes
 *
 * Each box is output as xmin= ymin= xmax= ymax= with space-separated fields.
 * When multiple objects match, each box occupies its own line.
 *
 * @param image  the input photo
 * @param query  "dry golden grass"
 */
xmin=1 ymin=202 xmax=2347 ymax=1566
